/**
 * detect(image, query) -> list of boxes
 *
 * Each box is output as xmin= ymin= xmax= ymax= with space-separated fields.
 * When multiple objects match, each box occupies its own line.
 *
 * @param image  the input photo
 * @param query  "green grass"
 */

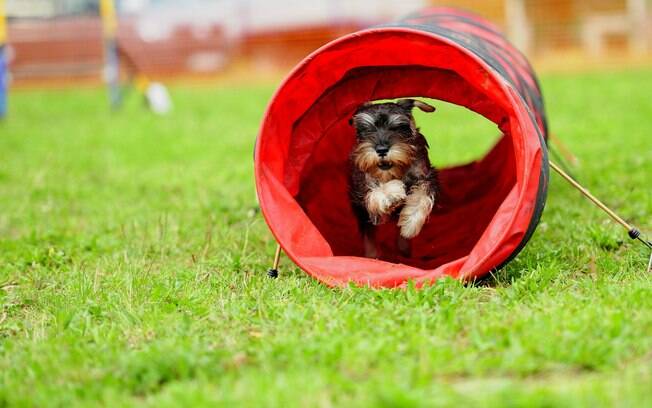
xmin=1 ymin=68 xmax=651 ymax=407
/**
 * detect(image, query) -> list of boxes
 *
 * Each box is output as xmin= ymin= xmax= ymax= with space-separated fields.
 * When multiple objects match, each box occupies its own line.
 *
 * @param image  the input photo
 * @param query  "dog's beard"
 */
xmin=352 ymin=141 xmax=415 ymax=182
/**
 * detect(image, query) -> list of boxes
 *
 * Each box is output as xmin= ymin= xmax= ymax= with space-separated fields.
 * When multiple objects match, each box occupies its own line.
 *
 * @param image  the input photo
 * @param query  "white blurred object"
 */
xmin=187 ymin=51 xmax=227 ymax=72
xmin=120 ymin=0 xmax=149 ymax=14
xmin=120 ymin=0 xmax=427 ymax=41
xmin=581 ymin=0 xmax=649 ymax=56
xmin=241 ymin=0 xmax=426 ymax=32
xmin=505 ymin=0 xmax=532 ymax=55
xmin=145 ymin=82 xmax=172 ymax=115
xmin=138 ymin=19 xmax=173 ymax=43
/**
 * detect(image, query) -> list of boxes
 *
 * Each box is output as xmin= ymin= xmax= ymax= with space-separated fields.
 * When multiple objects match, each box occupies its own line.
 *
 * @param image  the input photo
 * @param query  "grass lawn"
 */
xmin=1 ymin=69 xmax=651 ymax=407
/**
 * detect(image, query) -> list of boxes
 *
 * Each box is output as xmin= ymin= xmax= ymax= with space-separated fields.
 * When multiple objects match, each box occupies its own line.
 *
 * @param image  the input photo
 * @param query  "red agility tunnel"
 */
xmin=255 ymin=8 xmax=549 ymax=287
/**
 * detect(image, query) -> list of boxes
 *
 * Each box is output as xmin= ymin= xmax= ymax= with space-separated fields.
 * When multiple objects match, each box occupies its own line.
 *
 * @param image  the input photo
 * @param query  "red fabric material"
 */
xmin=404 ymin=7 xmax=548 ymax=136
xmin=255 ymin=27 xmax=545 ymax=287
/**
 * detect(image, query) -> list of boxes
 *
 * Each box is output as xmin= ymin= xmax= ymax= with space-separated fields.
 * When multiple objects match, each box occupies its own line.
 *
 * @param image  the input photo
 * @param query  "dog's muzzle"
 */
xmin=375 ymin=145 xmax=389 ymax=157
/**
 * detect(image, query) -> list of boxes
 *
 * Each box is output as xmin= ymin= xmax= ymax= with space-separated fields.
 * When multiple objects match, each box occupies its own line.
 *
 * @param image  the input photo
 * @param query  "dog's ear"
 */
xmin=397 ymin=99 xmax=436 ymax=113
xmin=414 ymin=100 xmax=436 ymax=113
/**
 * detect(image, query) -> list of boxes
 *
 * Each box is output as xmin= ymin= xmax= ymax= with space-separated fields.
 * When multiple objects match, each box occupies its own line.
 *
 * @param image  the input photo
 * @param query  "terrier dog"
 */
xmin=349 ymin=99 xmax=439 ymax=258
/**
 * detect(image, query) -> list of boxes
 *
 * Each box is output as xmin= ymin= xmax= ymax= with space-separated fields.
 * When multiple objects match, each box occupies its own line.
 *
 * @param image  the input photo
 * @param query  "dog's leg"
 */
xmin=398 ymin=182 xmax=434 ymax=239
xmin=363 ymin=227 xmax=378 ymax=258
xmin=365 ymin=179 xmax=406 ymax=225
xmin=397 ymin=235 xmax=411 ymax=257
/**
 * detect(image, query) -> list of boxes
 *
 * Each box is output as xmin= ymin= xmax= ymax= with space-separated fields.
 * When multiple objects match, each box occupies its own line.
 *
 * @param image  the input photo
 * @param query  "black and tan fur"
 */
xmin=349 ymin=99 xmax=439 ymax=258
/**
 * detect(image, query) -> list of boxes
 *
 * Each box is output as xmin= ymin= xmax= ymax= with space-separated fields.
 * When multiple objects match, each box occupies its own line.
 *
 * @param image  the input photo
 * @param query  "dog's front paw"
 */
xmin=381 ymin=180 xmax=407 ymax=210
xmin=398 ymin=190 xmax=434 ymax=239
xmin=366 ymin=180 xmax=406 ymax=223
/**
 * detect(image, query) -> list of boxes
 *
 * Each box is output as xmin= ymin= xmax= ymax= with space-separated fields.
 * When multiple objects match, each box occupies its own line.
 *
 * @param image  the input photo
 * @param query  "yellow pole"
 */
xmin=0 ymin=0 xmax=6 ymax=45
xmin=99 ymin=0 xmax=117 ymax=40
xmin=267 ymin=244 xmax=282 ymax=278
xmin=0 ymin=0 xmax=7 ymax=119
xmin=99 ymin=0 xmax=121 ymax=108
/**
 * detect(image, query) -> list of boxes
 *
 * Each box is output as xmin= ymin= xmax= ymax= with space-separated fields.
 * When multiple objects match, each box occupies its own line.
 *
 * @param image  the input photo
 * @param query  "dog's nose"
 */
xmin=375 ymin=145 xmax=389 ymax=157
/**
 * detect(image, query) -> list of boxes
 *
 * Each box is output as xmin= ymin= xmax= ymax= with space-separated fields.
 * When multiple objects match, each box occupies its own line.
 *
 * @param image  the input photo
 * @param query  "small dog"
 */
xmin=349 ymin=99 xmax=439 ymax=258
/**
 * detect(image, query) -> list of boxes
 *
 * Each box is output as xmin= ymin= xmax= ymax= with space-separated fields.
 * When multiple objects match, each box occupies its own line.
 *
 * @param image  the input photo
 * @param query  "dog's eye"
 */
xmin=390 ymin=124 xmax=411 ymax=132
xmin=355 ymin=126 xmax=372 ymax=136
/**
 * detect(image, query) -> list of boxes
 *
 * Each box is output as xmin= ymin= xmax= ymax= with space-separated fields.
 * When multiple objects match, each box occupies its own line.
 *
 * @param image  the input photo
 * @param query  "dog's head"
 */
xmin=350 ymin=99 xmax=435 ymax=181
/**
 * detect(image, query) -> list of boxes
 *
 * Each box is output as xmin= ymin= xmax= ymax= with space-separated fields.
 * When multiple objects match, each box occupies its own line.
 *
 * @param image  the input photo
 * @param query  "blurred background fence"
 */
xmin=2 ymin=0 xmax=652 ymax=86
